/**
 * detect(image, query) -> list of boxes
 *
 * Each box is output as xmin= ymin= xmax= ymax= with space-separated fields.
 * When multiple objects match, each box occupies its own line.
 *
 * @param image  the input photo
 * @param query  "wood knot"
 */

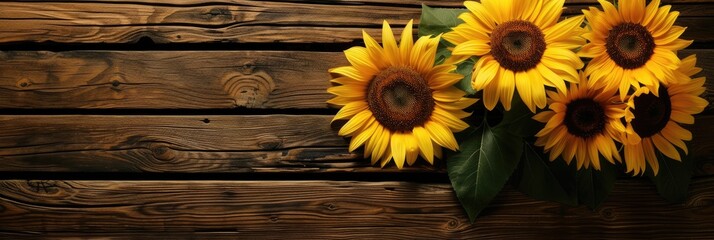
xmin=599 ymin=208 xmax=615 ymax=220
xmin=150 ymin=144 xmax=176 ymax=161
xmin=109 ymin=75 xmax=126 ymax=92
xmin=221 ymin=70 xmax=275 ymax=108
xmin=16 ymin=78 xmax=32 ymax=88
xmin=203 ymin=7 xmax=233 ymax=21
xmin=27 ymin=180 xmax=59 ymax=194
xmin=324 ymin=203 xmax=338 ymax=211
xmin=258 ymin=137 xmax=284 ymax=150
xmin=269 ymin=215 xmax=280 ymax=223
xmin=445 ymin=218 xmax=460 ymax=230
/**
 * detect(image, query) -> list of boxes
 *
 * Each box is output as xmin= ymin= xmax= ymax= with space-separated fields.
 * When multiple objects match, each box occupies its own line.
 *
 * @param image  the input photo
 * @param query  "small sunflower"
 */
xmin=327 ymin=20 xmax=476 ymax=168
xmin=444 ymin=0 xmax=585 ymax=112
xmin=580 ymin=0 xmax=692 ymax=100
xmin=533 ymin=72 xmax=626 ymax=170
xmin=622 ymin=55 xmax=707 ymax=175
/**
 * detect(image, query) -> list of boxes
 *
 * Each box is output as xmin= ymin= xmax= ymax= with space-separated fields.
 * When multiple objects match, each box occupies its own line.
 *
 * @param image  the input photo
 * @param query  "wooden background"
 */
xmin=0 ymin=0 xmax=713 ymax=238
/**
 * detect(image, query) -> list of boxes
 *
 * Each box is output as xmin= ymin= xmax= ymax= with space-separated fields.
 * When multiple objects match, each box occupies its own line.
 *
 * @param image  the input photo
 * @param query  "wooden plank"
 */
xmin=0 ymin=51 xmax=338 ymax=109
xmin=0 ymin=178 xmax=712 ymax=238
xmin=0 ymin=115 xmax=711 ymax=174
xmin=0 ymin=1 xmax=710 ymax=44
xmin=1 ymin=49 xmax=711 ymax=110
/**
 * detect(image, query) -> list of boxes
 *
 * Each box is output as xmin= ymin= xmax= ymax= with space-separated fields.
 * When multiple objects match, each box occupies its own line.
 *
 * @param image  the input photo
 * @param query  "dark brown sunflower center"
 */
xmin=490 ymin=20 xmax=546 ymax=72
xmin=606 ymin=23 xmax=655 ymax=69
xmin=366 ymin=66 xmax=434 ymax=132
xmin=565 ymin=99 xmax=607 ymax=138
xmin=631 ymin=87 xmax=671 ymax=138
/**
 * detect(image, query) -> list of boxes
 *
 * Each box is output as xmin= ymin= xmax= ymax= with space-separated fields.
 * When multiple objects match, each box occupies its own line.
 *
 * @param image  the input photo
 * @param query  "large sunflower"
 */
xmin=622 ymin=55 xmax=707 ymax=175
xmin=327 ymin=20 xmax=476 ymax=168
xmin=580 ymin=0 xmax=692 ymax=100
xmin=533 ymin=72 xmax=626 ymax=170
xmin=443 ymin=0 xmax=585 ymax=112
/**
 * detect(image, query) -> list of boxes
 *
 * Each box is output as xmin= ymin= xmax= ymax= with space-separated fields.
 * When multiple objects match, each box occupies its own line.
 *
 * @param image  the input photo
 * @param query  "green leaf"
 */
xmin=498 ymin=94 xmax=541 ymax=137
xmin=515 ymin=143 xmax=577 ymax=205
xmin=454 ymin=58 xmax=476 ymax=95
xmin=447 ymin=122 xmax=524 ymax=222
xmin=419 ymin=4 xmax=466 ymax=37
xmin=647 ymin=149 xmax=693 ymax=203
xmin=576 ymin=159 xmax=617 ymax=209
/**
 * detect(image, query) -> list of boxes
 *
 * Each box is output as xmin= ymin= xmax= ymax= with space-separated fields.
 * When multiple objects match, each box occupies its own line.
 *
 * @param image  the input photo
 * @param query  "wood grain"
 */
xmin=0 ymin=178 xmax=712 ymax=239
xmin=0 ymin=51 xmax=338 ymax=109
xmin=0 ymin=115 xmax=711 ymax=175
xmin=0 ymin=1 xmax=710 ymax=44
xmin=1 ymin=49 xmax=711 ymax=110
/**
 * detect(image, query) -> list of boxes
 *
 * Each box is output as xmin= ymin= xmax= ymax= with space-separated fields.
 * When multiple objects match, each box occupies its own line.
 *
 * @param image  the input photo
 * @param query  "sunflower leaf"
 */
xmin=419 ymin=4 xmax=466 ymax=37
xmin=454 ymin=58 xmax=476 ymax=95
xmin=647 ymin=149 xmax=693 ymax=203
xmin=576 ymin=159 xmax=617 ymax=209
xmin=498 ymin=94 xmax=541 ymax=137
xmin=514 ymin=143 xmax=578 ymax=206
xmin=447 ymin=122 xmax=523 ymax=222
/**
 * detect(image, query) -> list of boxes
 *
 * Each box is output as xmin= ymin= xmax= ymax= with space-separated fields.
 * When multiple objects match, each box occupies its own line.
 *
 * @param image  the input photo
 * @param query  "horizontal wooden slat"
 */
xmin=0 ymin=115 xmax=711 ymax=175
xmin=1 ymin=49 xmax=711 ymax=110
xmin=0 ymin=178 xmax=712 ymax=238
xmin=0 ymin=1 xmax=710 ymax=44
xmin=0 ymin=51 xmax=338 ymax=109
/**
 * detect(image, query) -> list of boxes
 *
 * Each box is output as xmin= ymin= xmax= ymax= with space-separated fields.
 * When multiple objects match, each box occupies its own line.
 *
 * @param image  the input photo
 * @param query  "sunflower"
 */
xmin=327 ymin=20 xmax=476 ymax=168
xmin=443 ymin=0 xmax=585 ymax=112
xmin=533 ymin=72 xmax=626 ymax=170
xmin=622 ymin=55 xmax=707 ymax=175
xmin=580 ymin=0 xmax=692 ymax=100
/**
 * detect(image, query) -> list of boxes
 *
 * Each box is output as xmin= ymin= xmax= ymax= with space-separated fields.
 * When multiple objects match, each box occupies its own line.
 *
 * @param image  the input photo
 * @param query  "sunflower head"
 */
xmin=533 ymin=72 xmax=626 ymax=170
xmin=623 ymin=55 xmax=708 ymax=175
xmin=327 ymin=20 xmax=477 ymax=168
xmin=580 ymin=0 xmax=693 ymax=100
xmin=443 ymin=0 xmax=585 ymax=112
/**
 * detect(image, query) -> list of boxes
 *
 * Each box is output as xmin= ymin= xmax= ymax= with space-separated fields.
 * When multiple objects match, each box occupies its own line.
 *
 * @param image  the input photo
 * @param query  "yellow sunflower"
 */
xmin=444 ymin=0 xmax=585 ymax=112
xmin=622 ymin=55 xmax=707 ymax=175
xmin=580 ymin=0 xmax=692 ymax=100
xmin=327 ymin=20 xmax=476 ymax=168
xmin=533 ymin=72 xmax=626 ymax=170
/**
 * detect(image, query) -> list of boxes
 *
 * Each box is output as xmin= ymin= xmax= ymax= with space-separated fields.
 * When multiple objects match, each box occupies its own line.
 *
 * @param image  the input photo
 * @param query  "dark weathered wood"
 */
xmin=0 ymin=115 xmax=436 ymax=173
xmin=0 ymin=1 xmax=710 ymax=44
xmin=0 ymin=51 xmax=339 ymax=109
xmin=0 ymin=178 xmax=712 ymax=239
xmin=0 ymin=115 xmax=711 ymax=174
xmin=1 ymin=49 xmax=711 ymax=110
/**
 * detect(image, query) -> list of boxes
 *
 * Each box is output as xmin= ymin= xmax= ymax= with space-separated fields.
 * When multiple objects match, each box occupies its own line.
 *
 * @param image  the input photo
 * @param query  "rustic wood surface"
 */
xmin=0 ymin=178 xmax=712 ymax=239
xmin=0 ymin=0 xmax=711 ymax=44
xmin=0 ymin=114 xmax=712 ymax=176
xmin=1 ymin=0 xmax=713 ymax=238
xmin=0 ymin=49 xmax=711 ymax=110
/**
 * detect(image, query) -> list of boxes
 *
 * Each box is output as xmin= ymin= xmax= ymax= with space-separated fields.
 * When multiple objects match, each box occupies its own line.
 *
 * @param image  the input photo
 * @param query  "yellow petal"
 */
xmin=404 ymin=132 xmax=420 ymax=166
xmin=452 ymin=40 xmax=491 ymax=56
xmin=413 ymin=126 xmax=434 ymax=164
xmin=400 ymin=20 xmax=414 ymax=64
xmin=391 ymin=132 xmax=406 ymax=169
xmin=349 ymin=119 xmax=377 ymax=152
xmin=338 ymin=110 xmax=372 ymax=136
xmin=332 ymin=101 xmax=368 ymax=122
xmin=425 ymin=121 xmax=459 ymax=151
xmin=652 ymin=133 xmax=681 ymax=161
xmin=499 ymin=70 xmax=516 ymax=111
xmin=381 ymin=20 xmax=400 ymax=66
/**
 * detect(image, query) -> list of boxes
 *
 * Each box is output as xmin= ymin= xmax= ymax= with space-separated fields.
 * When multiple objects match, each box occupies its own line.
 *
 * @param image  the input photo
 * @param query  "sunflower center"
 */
xmin=367 ymin=66 xmax=434 ymax=132
xmin=565 ymin=99 xmax=607 ymax=138
xmin=490 ymin=20 xmax=546 ymax=72
xmin=606 ymin=23 xmax=655 ymax=69
xmin=631 ymin=87 xmax=671 ymax=138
